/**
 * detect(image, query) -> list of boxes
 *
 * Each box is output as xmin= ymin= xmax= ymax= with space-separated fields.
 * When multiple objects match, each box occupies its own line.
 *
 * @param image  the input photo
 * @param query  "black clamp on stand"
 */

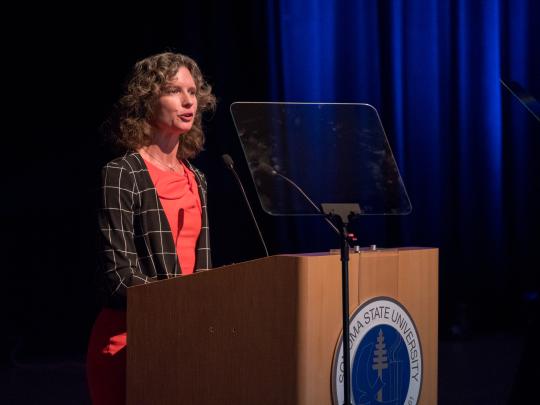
xmin=321 ymin=203 xmax=362 ymax=405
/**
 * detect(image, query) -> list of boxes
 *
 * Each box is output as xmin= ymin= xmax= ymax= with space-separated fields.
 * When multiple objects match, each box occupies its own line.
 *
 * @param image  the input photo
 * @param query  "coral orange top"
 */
xmin=144 ymin=158 xmax=202 ymax=275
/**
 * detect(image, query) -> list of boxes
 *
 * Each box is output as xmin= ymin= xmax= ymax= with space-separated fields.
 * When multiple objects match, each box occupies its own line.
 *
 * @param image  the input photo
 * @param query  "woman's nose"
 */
xmin=181 ymin=93 xmax=193 ymax=107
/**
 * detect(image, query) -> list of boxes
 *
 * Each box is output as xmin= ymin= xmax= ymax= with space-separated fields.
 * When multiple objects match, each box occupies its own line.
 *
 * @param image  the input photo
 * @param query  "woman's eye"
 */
xmin=163 ymin=87 xmax=195 ymax=96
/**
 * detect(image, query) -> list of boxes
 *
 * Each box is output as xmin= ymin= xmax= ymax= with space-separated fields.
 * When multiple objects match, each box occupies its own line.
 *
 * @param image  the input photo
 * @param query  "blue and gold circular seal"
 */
xmin=332 ymin=297 xmax=423 ymax=405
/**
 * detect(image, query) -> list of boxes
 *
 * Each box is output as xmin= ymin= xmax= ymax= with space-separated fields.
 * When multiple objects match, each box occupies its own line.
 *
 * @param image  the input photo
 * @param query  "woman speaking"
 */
xmin=87 ymin=52 xmax=216 ymax=404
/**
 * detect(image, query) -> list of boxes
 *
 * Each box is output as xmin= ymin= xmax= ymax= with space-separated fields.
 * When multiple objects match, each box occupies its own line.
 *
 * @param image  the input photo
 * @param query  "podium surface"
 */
xmin=127 ymin=247 xmax=438 ymax=404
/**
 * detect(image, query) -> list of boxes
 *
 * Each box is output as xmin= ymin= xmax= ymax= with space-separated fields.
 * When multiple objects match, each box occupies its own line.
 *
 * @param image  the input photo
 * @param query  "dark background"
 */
xmin=3 ymin=1 xmax=539 ymax=403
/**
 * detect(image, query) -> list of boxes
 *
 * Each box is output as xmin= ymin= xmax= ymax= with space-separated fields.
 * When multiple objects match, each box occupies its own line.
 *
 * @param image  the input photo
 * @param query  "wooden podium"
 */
xmin=127 ymin=247 xmax=438 ymax=404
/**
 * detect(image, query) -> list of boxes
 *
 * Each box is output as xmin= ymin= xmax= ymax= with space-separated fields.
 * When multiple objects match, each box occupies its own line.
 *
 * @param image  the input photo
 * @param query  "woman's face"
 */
xmin=152 ymin=66 xmax=198 ymax=136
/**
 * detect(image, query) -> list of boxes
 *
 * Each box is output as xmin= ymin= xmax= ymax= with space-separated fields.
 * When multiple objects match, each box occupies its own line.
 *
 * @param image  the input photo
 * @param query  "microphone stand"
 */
xmin=321 ymin=203 xmax=361 ymax=405
xmin=223 ymin=155 xmax=269 ymax=257
xmin=256 ymin=162 xmax=342 ymax=236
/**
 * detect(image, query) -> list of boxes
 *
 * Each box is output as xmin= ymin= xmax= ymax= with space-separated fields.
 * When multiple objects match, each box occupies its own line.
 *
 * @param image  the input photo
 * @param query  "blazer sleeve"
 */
xmin=98 ymin=162 xmax=152 ymax=300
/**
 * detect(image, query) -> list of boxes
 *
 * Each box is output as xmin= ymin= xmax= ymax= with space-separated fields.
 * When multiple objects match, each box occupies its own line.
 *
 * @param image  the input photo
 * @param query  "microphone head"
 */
xmin=222 ymin=154 xmax=234 ymax=169
xmin=257 ymin=161 xmax=277 ymax=176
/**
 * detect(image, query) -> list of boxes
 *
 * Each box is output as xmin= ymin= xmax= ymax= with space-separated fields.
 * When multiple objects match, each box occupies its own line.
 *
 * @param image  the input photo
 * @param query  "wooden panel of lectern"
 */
xmin=127 ymin=247 xmax=438 ymax=404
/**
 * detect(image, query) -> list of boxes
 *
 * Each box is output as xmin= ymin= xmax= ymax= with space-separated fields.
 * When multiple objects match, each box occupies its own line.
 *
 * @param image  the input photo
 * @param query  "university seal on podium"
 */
xmin=332 ymin=297 xmax=423 ymax=405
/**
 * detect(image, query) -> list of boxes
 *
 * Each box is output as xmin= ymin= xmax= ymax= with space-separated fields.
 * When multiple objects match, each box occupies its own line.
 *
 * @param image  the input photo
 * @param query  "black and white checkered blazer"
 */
xmin=97 ymin=151 xmax=211 ymax=308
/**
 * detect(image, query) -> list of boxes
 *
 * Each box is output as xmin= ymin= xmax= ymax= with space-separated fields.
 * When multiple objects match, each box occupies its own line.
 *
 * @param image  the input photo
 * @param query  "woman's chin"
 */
xmin=176 ymin=122 xmax=193 ymax=134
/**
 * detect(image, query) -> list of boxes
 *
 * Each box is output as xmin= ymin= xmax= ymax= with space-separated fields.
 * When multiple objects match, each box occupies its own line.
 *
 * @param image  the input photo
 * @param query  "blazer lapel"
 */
xmin=130 ymin=152 xmax=180 ymax=277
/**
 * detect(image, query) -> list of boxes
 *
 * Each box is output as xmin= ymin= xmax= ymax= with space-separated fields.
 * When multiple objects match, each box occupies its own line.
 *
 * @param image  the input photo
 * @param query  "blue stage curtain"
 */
xmin=266 ymin=0 xmax=540 ymax=331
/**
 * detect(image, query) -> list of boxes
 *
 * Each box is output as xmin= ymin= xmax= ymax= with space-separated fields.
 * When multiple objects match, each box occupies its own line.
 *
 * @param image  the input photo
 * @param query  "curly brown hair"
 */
xmin=111 ymin=52 xmax=216 ymax=159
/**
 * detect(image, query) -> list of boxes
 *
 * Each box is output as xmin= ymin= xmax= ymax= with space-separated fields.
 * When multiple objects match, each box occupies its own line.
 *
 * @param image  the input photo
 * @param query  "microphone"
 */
xmin=256 ymin=162 xmax=341 ymax=236
xmin=222 ymin=154 xmax=269 ymax=257
xmin=222 ymin=154 xmax=234 ymax=170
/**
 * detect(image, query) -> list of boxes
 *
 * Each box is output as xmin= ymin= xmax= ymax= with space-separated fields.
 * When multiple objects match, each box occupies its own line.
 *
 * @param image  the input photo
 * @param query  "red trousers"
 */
xmin=86 ymin=308 xmax=127 ymax=405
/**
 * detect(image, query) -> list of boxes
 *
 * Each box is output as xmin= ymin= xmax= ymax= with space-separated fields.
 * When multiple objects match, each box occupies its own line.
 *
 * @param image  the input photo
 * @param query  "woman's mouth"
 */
xmin=178 ymin=113 xmax=193 ymax=122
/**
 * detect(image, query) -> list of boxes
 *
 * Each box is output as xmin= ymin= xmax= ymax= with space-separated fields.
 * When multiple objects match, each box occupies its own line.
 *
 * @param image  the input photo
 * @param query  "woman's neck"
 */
xmin=137 ymin=128 xmax=185 ymax=174
xmin=141 ymin=129 xmax=181 ymax=166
